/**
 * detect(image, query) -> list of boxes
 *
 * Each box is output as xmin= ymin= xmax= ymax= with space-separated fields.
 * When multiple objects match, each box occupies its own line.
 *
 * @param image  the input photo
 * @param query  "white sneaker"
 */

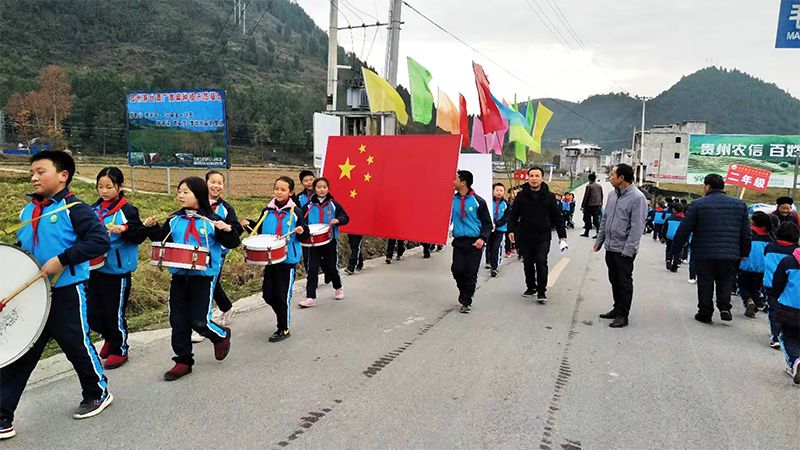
xmin=191 ymin=331 xmax=206 ymax=343
xmin=688 ymin=278 xmax=697 ymax=284
xmin=334 ymin=288 xmax=344 ymax=300
xmin=220 ymin=309 xmax=236 ymax=327
xmin=299 ymin=298 xmax=317 ymax=308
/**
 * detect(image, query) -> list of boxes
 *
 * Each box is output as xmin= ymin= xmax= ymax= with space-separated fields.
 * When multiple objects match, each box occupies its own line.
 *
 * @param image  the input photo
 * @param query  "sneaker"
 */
xmin=720 ymin=310 xmax=733 ymax=321
xmin=745 ymin=300 xmax=756 ymax=318
xmin=694 ymin=313 xmax=712 ymax=324
xmin=537 ymin=292 xmax=548 ymax=305
xmin=98 ymin=341 xmax=110 ymax=359
xmin=164 ymin=363 xmax=192 ymax=381
xmin=191 ymin=331 xmax=206 ymax=343
xmin=213 ymin=327 xmax=231 ymax=361
xmin=769 ymin=339 xmax=781 ymax=350
xmin=490 ymin=269 xmax=498 ymax=277
xmin=666 ymin=261 xmax=672 ymax=271
xmin=505 ymin=251 xmax=512 ymax=258
xmin=385 ymin=258 xmax=392 ymax=264
xmin=334 ymin=288 xmax=344 ymax=300
xmin=299 ymin=298 xmax=317 ymax=308
xmin=220 ymin=309 xmax=236 ymax=327
xmin=104 ymin=354 xmax=128 ymax=370
xmin=423 ymin=253 xmax=431 ymax=259
xmin=0 ymin=420 xmax=15 ymax=440
xmin=793 ymin=359 xmax=800 ymax=385
xmin=269 ymin=329 xmax=290 ymax=342
xmin=73 ymin=393 xmax=114 ymax=419
xmin=344 ymin=267 xmax=355 ymax=275
xmin=396 ymin=255 xmax=404 ymax=261
xmin=484 ymin=264 xmax=491 ymax=269
xmin=688 ymin=278 xmax=697 ymax=284
xmin=669 ymin=264 xmax=678 ymax=273
xmin=522 ymin=289 xmax=536 ymax=298
xmin=459 ymin=305 xmax=471 ymax=314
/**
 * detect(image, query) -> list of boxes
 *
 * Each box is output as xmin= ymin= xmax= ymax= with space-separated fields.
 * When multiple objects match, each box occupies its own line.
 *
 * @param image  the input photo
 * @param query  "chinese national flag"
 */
xmin=324 ymin=135 xmax=461 ymax=244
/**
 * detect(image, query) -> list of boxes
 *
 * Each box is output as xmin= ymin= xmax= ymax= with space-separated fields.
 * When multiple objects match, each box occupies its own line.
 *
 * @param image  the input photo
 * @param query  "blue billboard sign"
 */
xmin=126 ymin=90 xmax=230 ymax=168
xmin=776 ymin=0 xmax=800 ymax=48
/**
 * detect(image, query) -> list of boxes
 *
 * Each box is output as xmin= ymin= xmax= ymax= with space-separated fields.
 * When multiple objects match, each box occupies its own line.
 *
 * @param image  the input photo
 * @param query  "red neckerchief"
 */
xmin=751 ymin=225 xmax=769 ymax=236
xmin=30 ymin=198 xmax=53 ymax=247
xmin=306 ymin=196 xmax=332 ymax=223
xmin=182 ymin=214 xmax=202 ymax=244
xmin=776 ymin=240 xmax=796 ymax=246
xmin=458 ymin=190 xmax=475 ymax=219
xmin=268 ymin=198 xmax=294 ymax=235
xmin=96 ymin=197 xmax=128 ymax=223
xmin=494 ymin=198 xmax=502 ymax=218
xmin=675 ymin=213 xmax=685 ymax=218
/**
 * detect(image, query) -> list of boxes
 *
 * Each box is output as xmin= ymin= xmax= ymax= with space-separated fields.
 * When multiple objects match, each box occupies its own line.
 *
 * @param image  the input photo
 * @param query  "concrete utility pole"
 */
xmin=656 ymin=143 xmax=663 ymax=188
xmin=0 ymin=109 xmax=5 ymax=146
xmin=326 ymin=0 xmax=339 ymax=111
xmin=242 ymin=1 xmax=246 ymax=34
xmin=635 ymin=96 xmax=649 ymax=186
xmin=384 ymin=0 xmax=403 ymax=87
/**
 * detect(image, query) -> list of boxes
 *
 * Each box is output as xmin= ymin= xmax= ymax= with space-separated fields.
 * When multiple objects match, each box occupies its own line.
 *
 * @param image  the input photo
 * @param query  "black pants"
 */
xmin=346 ymin=234 xmax=364 ymax=271
xmin=168 ymin=275 xmax=227 ymax=366
xmin=605 ymin=251 xmax=636 ymax=317
xmin=521 ymin=240 xmax=550 ymax=294
xmin=451 ymin=245 xmax=482 ymax=306
xmin=212 ymin=254 xmax=232 ymax=312
xmin=88 ymin=271 xmax=131 ymax=356
xmin=738 ymin=270 xmax=764 ymax=306
xmin=263 ymin=264 xmax=295 ymax=331
xmin=694 ymin=259 xmax=737 ymax=318
xmin=583 ymin=206 xmax=601 ymax=233
xmin=386 ymin=239 xmax=405 ymax=259
xmin=485 ymin=231 xmax=505 ymax=270
xmin=306 ymin=240 xmax=342 ymax=298
xmin=562 ymin=211 xmax=574 ymax=228
xmin=652 ymin=223 xmax=663 ymax=241
xmin=664 ymin=240 xmax=682 ymax=267
xmin=422 ymin=243 xmax=432 ymax=257
xmin=0 ymin=283 xmax=108 ymax=424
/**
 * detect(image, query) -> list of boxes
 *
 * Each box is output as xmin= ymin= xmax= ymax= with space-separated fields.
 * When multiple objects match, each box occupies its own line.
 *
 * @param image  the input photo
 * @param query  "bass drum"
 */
xmin=0 ymin=244 xmax=51 ymax=368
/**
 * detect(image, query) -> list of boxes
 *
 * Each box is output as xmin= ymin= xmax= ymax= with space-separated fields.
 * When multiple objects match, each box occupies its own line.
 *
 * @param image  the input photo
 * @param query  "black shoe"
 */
xmin=694 ymin=313 xmax=712 ymax=324
xmin=385 ymin=258 xmax=392 ymax=264
xmin=344 ymin=268 xmax=355 ymax=275
xmin=745 ymin=300 xmax=756 ymax=318
xmin=459 ymin=305 xmax=471 ymax=314
xmin=591 ymin=235 xmax=598 ymax=239
xmin=666 ymin=261 xmax=672 ymax=271
xmin=269 ymin=329 xmax=291 ymax=342
xmin=522 ymin=289 xmax=536 ymax=298
xmin=580 ymin=232 xmax=589 ymax=237
xmin=396 ymin=255 xmax=404 ymax=261
xmin=537 ymin=292 xmax=547 ymax=304
xmin=490 ymin=269 xmax=498 ymax=277
xmin=720 ymin=310 xmax=733 ymax=321
xmin=423 ymin=252 xmax=431 ymax=259
xmin=669 ymin=264 xmax=678 ymax=273
xmin=599 ymin=310 xmax=618 ymax=319
xmin=73 ymin=393 xmax=114 ymax=419
xmin=609 ymin=316 xmax=628 ymax=328
xmin=484 ymin=264 xmax=491 ymax=269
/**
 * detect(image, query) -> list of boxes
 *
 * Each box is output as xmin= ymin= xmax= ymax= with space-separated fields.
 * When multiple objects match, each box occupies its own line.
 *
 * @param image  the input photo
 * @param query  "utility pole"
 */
xmin=656 ymin=143 xmax=663 ymax=188
xmin=242 ymin=0 xmax=246 ymax=34
xmin=384 ymin=0 xmax=403 ymax=86
xmin=326 ymin=0 xmax=339 ymax=111
xmin=0 ymin=108 xmax=5 ymax=146
xmin=635 ymin=96 xmax=649 ymax=186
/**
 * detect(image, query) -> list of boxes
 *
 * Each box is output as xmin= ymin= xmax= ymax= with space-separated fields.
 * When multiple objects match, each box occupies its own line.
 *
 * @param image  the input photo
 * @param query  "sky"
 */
xmin=296 ymin=0 xmax=800 ymax=110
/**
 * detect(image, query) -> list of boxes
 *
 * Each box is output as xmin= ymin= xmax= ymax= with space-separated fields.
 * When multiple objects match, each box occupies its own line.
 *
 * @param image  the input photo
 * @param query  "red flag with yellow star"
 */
xmin=323 ymin=135 xmax=461 ymax=244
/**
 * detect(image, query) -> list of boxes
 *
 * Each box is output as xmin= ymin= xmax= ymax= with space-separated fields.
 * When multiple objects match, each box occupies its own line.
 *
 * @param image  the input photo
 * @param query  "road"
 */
xmin=5 ymin=182 xmax=798 ymax=449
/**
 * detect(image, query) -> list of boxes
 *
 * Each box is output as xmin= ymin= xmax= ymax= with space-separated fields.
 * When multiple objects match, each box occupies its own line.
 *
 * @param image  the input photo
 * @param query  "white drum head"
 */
xmin=308 ymin=224 xmax=331 ymax=234
xmin=243 ymin=234 xmax=286 ymax=250
xmin=0 ymin=245 xmax=51 ymax=368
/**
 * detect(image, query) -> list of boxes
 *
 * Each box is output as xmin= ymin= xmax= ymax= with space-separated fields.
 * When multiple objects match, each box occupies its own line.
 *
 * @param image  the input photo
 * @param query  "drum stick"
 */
xmin=0 ymin=273 xmax=42 ymax=309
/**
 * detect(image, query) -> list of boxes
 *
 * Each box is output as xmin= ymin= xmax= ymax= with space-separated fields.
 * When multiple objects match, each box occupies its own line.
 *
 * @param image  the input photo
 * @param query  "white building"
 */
xmin=559 ymin=138 xmax=602 ymax=174
xmin=634 ymin=121 xmax=707 ymax=184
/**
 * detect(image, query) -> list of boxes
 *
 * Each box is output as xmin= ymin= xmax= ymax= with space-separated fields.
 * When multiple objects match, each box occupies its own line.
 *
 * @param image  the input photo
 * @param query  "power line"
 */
xmin=522 ymin=0 xmax=573 ymax=50
xmin=341 ymin=0 xmax=379 ymax=21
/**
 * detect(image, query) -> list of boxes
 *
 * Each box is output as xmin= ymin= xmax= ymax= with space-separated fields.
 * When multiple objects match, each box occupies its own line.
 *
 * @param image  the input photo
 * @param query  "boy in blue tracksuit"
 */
xmin=485 ymin=183 xmax=509 ymax=277
xmin=561 ymin=192 xmax=576 ymax=229
xmin=739 ymin=211 xmax=773 ymax=318
xmin=451 ymin=171 xmax=492 ymax=313
xmin=242 ymin=176 xmax=309 ymax=342
xmin=89 ymin=167 xmax=148 ymax=370
xmin=663 ymin=204 xmax=686 ymax=271
xmin=1 ymin=151 xmax=112 ymax=441
xmin=771 ymin=245 xmax=800 ymax=384
xmin=652 ymin=202 xmax=668 ymax=241
xmin=762 ymin=223 xmax=799 ymax=349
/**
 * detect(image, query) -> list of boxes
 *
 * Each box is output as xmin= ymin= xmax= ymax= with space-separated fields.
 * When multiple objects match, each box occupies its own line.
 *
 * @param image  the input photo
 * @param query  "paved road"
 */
xmin=6 ymin=182 xmax=798 ymax=449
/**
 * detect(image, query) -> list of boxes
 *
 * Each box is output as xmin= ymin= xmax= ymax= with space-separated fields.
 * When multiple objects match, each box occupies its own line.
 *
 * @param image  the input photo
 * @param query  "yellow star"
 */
xmin=367 ymin=155 xmax=374 ymax=165
xmin=359 ymin=144 xmax=367 ymax=153
xmin=350 ymin=189 xmax=358 ymax=198
xmin=364 ymin=173 xmax=372 ymax=182
xmin=338 ymin=157 xmax=356 ymax=179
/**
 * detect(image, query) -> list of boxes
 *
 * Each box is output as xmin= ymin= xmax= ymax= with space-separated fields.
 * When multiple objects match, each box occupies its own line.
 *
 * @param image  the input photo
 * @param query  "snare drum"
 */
xmin=0 ymin=244 xmax=51 ymax=368
xmin=242 ymin=235 xmax=287 ymax=265
xmin=149 ymin=242 xmax=210 ymax=271
xmin=299 ymin=223 xmax=333 ymax=247
xmin=89 ymin=253 xmax=106 ymax=271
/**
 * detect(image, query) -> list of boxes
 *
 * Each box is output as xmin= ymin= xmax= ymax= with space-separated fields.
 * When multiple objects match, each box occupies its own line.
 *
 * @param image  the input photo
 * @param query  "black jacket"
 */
xmin=507 ymin=182 xmax=567 ymax=245
xmin=672 ymin=190 xmax=750 ymax=261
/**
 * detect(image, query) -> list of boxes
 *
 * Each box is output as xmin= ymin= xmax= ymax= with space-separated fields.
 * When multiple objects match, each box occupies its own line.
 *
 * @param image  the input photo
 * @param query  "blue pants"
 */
xmin=0 ymin=283 xmax=108 ymax=423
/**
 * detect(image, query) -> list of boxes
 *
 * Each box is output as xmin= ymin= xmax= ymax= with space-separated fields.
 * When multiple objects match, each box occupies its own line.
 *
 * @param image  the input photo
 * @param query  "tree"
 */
xmin=3 ymin=65 xmax=72 ymax=149
xmin=94 ymin=111 xmax=121 ymax=156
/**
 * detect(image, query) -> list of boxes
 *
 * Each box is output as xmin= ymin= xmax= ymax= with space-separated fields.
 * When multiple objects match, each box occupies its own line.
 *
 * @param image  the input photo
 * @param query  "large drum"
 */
xmin=0 ymin=244 xmax=51 ymax=368
xmin=299 ymin=223 xmax=333 ymax=248
xmin=149 ymin=242 xmax=210 ymax=271
xmin=90 ymin=253 xmax=106 ymax=271
xmin=242 ymin=234 xmax=287 ymax=265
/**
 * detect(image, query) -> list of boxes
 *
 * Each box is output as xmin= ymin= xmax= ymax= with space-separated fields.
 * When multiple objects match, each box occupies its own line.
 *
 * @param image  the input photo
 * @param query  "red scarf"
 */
xmin=751 ymin=225 xmax=769 ymax=236
xmin=96 ymin=197 xmax=128 ymax=223
xmin=30 ymin=198 xmax=53 ymax=247
xmin=273 ymin=210 xmax=288 ymax=235
xmin=494 ymin=199 xmax=502 ymax=218
xmin=458 ymin=190 xmax=475 ymax=219
xmin=675 ymin=213 xmax=685 ymax=218
xmin=776 ymin=240 xmax=796 ymax=247
xmin=183 ymin=215 xmax=202 ymax=244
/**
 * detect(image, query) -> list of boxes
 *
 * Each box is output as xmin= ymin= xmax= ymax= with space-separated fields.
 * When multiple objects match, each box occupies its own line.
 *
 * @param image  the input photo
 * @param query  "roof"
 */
xmin=563 ymin=144 xmax=602 ymax=151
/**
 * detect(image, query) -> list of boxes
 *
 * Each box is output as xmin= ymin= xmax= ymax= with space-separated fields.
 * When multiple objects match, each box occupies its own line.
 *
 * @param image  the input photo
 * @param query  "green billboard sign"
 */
xmin=687 ymin=134 xmax=800 ymax=188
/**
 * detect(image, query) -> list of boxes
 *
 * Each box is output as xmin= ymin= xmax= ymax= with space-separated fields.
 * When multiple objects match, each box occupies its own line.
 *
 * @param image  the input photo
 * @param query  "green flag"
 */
xmin=406 ymin=57 xmax=434 ymax=125
xmin=512 ymin=99 xmax=527 ymax=163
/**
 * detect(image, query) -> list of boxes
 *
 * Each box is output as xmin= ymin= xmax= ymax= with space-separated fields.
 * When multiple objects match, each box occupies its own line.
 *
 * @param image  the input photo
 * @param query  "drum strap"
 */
xmin=251 ymin=211 xmax=268 ymax=236
xmin=2 ymin=202 xmax=81 ymax=236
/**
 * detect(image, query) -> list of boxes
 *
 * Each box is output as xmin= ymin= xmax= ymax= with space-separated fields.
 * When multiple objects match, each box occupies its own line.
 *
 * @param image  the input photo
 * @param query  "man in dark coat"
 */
xmin=508 ymin=166 xmax=568 ymax=304
xmin=673 ymin=174 xmax=750 ymax=324
xmin=580 ymin=173 xmax=604 ymax=237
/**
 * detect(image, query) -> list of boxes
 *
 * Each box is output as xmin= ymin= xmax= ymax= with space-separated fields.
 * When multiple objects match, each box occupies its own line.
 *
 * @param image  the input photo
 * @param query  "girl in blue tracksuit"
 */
xmin=739 ymin=211 xmax=774 ymax=318
xmin=299 ymin=177 xmax=349 ymax=308
xmin=762 ymin=223 xmax=800 ymax=349
xmin=485 ymin=183 xmax=508 ymax=276
xmin=663 ymin=204 xmax=686 ymax=271
xmin=241 ymin=176 xmax=309 ymax=342
xmin=142 ymin=177 xmax=240 ymax=381
xmin=88 ymin=167 xmax=148 ymax=370
xmin=652 ymin=202 xmax=668 ymax=241
xmin=771 ymin=244 xmax=800 ymax=384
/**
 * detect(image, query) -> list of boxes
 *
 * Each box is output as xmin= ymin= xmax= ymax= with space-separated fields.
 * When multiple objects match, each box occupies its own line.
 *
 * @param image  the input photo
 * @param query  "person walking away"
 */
xmin=593 ymin=164 xmax=647 ymax=328
xmin=663 ymin=203 xmax=686 ymax=272
xmin=739 ymin=211 xmax=773 ymax=318
xmin=762 ymin=223 xmax=799 ymax=349
xmin=672 ymin=174 xmax=750 ymax=324
xmin=485 ymin=183 xmax=509 ymax=277
xmin=580 ymin=173 xmax=603 ymax=238
xmin=652 ymin=202 xmax=668 ymax=242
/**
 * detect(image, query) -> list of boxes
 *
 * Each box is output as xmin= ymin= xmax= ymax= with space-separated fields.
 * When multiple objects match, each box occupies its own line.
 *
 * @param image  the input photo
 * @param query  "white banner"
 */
xmin=313 ymin=113 xmax=341 ymax=173
xmin=457 ymin=153 xmax=493 ymax=210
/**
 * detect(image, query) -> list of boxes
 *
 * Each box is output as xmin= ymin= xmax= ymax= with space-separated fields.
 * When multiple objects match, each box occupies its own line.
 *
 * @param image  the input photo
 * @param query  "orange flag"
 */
xmin=436 ymin=88 xmax=460 ymax=135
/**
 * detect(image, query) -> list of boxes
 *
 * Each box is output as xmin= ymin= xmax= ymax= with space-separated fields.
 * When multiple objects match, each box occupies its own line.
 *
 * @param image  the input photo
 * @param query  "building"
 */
xmin=559 ymin=138 xmax=602 ymax=174
xmin=634 ymin=121 xmax=707 ymax=184
xmin=611 ymin=149 xmax=634 ymax=166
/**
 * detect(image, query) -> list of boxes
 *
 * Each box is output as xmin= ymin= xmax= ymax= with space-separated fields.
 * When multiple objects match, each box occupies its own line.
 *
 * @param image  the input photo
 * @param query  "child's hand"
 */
xmin=294 ymin=226 xmax=304 ymax=235
xmin=473 ymin=239 xmax=485 ymax=249
xmin=143 ymin=216 xmax=158 ymax=227
xmin=330 ymin=218 xmax=340 ymax=225
xmin=212 ymin=220 xmax=232 ymax=232
xmin=108 ymin=224 xmax=127 ymax=235
xmin=40 ymin=256 xmax=64 ymax=278
xmin=240 ymin=219 xmax=252 ymax=229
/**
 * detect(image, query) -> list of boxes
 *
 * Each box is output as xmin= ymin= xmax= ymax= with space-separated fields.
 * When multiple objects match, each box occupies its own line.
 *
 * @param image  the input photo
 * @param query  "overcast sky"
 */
xmin=296 ymin=0 xmax=799 ymax=109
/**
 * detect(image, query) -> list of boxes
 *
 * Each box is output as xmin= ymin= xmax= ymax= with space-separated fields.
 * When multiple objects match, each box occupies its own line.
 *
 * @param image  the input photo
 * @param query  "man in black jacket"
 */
xmin=673 ymin=174 xmax=750 ymax=324
xmin=580 ymin=173 xmax=604 ymax=237
xmin=508 ymin=166 xmax=568 ymax=303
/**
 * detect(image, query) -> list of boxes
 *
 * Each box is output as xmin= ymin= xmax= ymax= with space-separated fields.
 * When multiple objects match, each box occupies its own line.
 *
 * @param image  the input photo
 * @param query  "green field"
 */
xmin=128 ymin=128 xmax=227 ymax=166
